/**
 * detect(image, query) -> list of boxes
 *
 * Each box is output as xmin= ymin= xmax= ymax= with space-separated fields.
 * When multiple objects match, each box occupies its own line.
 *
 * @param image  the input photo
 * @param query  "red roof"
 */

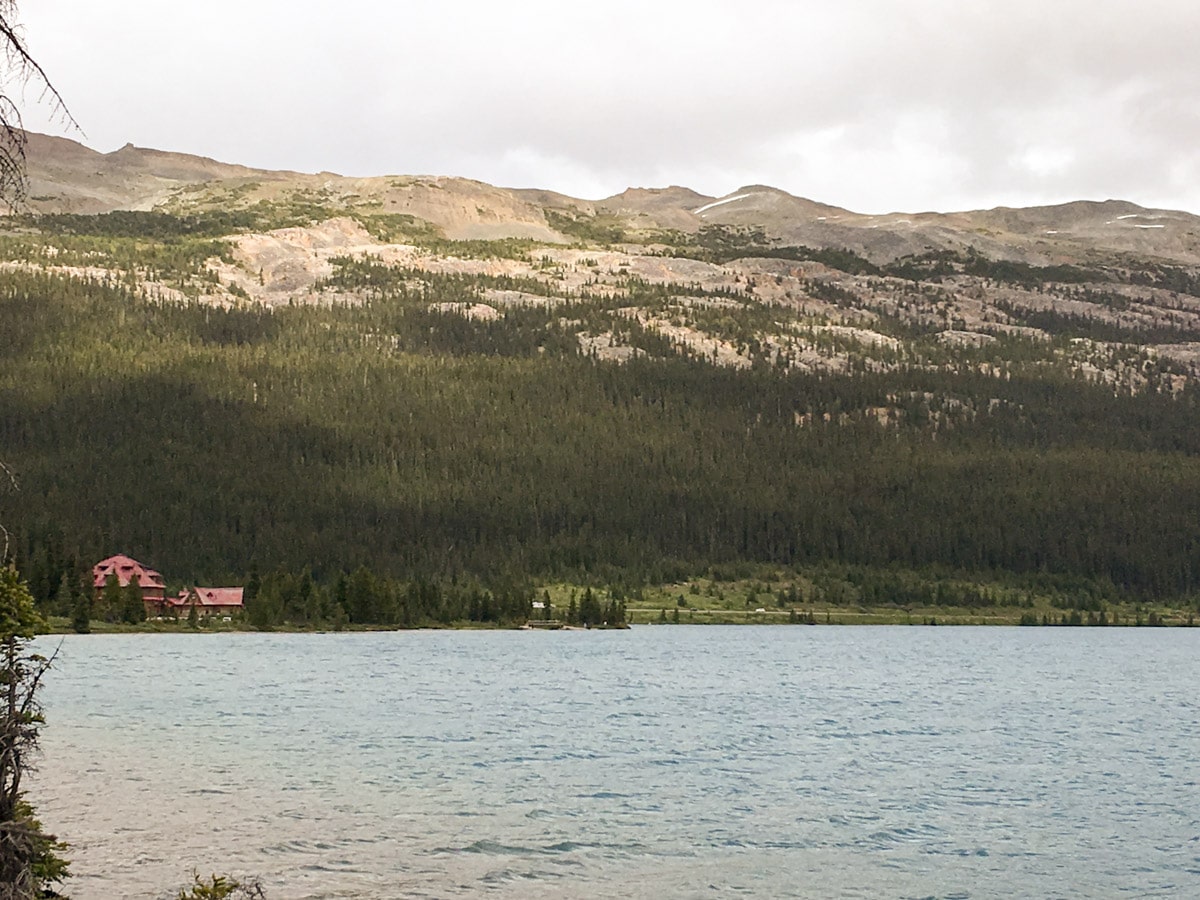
xmin=171 ymin=586 xmax=244 ymax=608
xmin=93 ymin=554 xmax=166 ymax=590
xmin=195 ymin=587 xmax=244 ymax=607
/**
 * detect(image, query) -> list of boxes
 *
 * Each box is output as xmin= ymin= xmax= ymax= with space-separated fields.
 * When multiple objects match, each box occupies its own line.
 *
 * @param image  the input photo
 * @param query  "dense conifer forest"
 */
xmin=2 ymin=208 xmax=1200 ymax=626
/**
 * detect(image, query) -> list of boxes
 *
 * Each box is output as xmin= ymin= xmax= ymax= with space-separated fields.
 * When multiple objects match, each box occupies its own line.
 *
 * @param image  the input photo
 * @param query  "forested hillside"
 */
xmin=4 ymin=153 xmax=1200 ymax=619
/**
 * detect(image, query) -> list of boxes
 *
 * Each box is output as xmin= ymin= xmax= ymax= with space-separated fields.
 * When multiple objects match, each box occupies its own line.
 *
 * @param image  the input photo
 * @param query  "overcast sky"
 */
xmin=14 ymin=0 xmax=1200 ymax=214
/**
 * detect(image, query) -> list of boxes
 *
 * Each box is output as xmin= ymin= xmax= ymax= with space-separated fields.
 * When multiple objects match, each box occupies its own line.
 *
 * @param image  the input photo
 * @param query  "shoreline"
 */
xmin=39 ymin=606 xmax=1197 ymax=636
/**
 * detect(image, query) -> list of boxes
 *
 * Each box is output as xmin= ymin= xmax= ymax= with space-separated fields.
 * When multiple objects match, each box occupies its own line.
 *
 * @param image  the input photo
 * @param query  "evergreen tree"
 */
xmin=70 ymin=581 xmax=90 ymax=635
xmin=579 ymin=588 xmax=602 ymax=627
xmin=345 ymin=567 xmax=378 ymax=624
xmin=121 ymin=577 xmax=145 ymax=625
xmin=244 ymin=564 xmax=260 ymax=609
xmin=0 ymin=563 xmax=70 ymax=897
xmin=51 ymin=574 xmax=72 ymax=619
xmin=98 ymin=573 xmax=123 ymax=624
xmin=245 ymin=587 xmax=273 ymax=631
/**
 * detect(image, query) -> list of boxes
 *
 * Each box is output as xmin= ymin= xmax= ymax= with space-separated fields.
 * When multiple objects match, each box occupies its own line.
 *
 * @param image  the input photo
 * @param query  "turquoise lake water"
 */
xmin=30 ymin=627 xmax=1200 ymax=898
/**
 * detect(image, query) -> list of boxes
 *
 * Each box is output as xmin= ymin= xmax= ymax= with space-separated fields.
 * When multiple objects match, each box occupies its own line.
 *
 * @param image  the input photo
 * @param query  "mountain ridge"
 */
xmin=19 ymin=131 xmax=1200 ymax=266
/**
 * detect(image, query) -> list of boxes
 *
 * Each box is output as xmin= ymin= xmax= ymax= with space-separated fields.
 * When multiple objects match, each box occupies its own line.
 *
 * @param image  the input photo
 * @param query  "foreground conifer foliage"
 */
xmin=0 ymin=564 xmax=67 ymax=899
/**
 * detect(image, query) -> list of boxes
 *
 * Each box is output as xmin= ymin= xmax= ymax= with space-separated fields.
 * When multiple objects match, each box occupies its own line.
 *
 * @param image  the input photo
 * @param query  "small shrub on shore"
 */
xmin=176 ymin=872 xmax=266 ymax=899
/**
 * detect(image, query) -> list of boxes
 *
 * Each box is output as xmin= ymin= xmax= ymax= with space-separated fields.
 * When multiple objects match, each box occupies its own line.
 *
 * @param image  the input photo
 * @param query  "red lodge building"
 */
xmin=93 ymin=554 xmax=167 ymax=613
xmin=92 ymin=554 xmax=244 ymax=619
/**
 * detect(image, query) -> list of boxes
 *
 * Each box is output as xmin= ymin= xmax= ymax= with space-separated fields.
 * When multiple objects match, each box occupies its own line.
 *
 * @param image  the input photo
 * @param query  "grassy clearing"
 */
xmin=548 ymin=567 xmax=1200 ymax=628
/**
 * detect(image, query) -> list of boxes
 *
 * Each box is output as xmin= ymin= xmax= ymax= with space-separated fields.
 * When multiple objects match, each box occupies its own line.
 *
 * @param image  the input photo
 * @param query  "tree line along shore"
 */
xmin=27 ymin=562 xmax=1199 ymax=633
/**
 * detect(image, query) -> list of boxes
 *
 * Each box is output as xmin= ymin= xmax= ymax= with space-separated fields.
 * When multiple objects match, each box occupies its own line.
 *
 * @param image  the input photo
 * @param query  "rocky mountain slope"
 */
xmin=10 ymin=132 xmax=1200 ymax=392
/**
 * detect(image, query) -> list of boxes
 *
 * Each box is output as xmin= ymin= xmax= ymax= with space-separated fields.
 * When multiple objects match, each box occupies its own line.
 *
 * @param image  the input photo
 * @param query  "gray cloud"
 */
xmin=18 ymin=0 xmax=1200 ymax=213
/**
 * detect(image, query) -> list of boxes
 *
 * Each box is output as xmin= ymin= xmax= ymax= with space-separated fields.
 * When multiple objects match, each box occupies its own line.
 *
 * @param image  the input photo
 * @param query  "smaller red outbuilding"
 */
xmin=171 ymin=586 xmax=246 ymax=618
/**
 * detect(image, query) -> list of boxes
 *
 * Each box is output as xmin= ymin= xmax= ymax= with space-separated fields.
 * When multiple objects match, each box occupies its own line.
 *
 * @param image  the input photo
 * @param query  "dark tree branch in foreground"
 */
xmin=0 ymin=0 xmax=74 ymax=208
xmin=0 ymin=1 xmax=75 ymax=554
xmin=0 ymin=460 xmax=17 ymax=494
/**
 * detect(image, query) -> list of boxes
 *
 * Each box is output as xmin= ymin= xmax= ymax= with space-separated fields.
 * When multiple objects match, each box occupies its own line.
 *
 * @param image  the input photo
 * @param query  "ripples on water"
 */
xmin=31 ymin=627 xmax=1200 ymax=898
